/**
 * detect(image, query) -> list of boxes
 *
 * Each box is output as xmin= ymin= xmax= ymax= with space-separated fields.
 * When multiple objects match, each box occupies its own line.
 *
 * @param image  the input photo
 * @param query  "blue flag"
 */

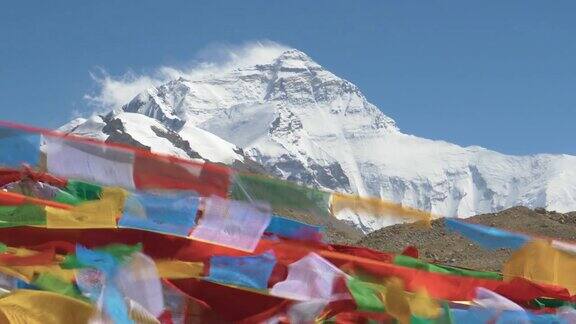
xmin=0 ymin=126 xmax=41 ymax=167
xmin=266 ymin=214 xmax=323 ymax=241
xmin=208 ymin=251 xmax=276 ymax=290
xmin=119 ymin=193 xmax=199 ymax=237
xmin=445 ymin=218 xmax=530 ymax=250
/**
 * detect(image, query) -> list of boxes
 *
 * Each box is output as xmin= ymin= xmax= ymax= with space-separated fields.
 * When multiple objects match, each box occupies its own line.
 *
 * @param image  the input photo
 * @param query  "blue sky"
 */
xmin=1 ymin=0 xmax=574 ymax=155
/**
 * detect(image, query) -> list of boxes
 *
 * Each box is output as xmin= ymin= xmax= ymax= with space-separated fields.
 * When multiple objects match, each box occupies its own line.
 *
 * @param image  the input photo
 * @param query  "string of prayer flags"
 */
xmin=190 ymin=195 xmax=272 ymax=252
xmin=503 ymin=239 xmax=576 ymax=294
xmin=0 ymin=126 xmax=41 ymax=167
xmin=119 ymin=192 xmax=199 ymax=237
xmin=444 ymin=218 xmax=530 ymax=250
xmin=4 ymin=120 xmax=576 ymax=322
xmin=1 ymin=121 xmax=432 ymax=228
xmin=207 ymin=251 xmax=276 ymax=290
xmin=330 ymin=192 xmax=433 ymax=225
xmin=0 ymin=121 xmax=231 ymax=197
xmin=270 ymin=252 xmax=349 ymax=302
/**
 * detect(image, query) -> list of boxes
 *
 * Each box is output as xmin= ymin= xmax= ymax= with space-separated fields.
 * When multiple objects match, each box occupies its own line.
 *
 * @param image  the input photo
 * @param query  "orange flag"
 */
xmin=330 ymin=193 xmax=432 ymax=225
xmin=503 ymin=239 xmax=576 ymax=294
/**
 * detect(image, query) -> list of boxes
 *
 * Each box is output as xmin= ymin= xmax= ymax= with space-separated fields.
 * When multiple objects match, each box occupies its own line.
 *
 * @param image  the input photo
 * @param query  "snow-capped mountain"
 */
xmin=61 ymin=112 xmax=266 ymax=173
xmin=63 ymin=48 xmax=576 ymax=233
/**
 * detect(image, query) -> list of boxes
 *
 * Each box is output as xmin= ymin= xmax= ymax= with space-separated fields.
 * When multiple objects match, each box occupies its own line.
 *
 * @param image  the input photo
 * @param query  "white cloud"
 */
xmin=84 ymin=41 xmax=291 ymax=113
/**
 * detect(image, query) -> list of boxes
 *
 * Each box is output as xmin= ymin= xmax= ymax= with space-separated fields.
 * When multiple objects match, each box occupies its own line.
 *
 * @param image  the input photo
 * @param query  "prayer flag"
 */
xmin=266 ymin=214 xmax=323 ymax=241
xmin=0 ymin=290 xmax=94 ymax=324
xmin=444 ymin=218 xmax=530 ymax=250
xmin=63 ymin=180 xmax=103 ymax=201
xmin=287 ymin=299 xmax=329 ymax=323
xmin=207 ymin=251 xmax=276 ymax=290
xmin=0 ymin=126 xmax=41 ymax=167
xmin=155 ymin=260 xmax=203 ymax=279
xmin=190 ymin=196 xmax=271 ymax=252
xmin=133 ymin=154 xmax=231 ymax=197
xmin=330 ymin=193 xmax=432 ymax=224
xmin=270 ymin=252 xmax=347 ymax=301
xmin=31 ymin=272 xmax=85 ymax=300
xmin=230 ymin=174 xmax=331 ymax=217
xmin=116 ymin=252 xmax=165 ymax=318
xmin=119 ymin=192 xmax=198 ymax=237
xmin=346 ymin=277 xmax=385 ymax=312
xmin=0 ymin=204 xmax=46 ymax=227
xmin=46 ymin=187 xmax=127 ymax=229
xmin=45 ymin=137 xmax=136 ymax=189
xmin=75 ymin=245 xmax=133 ymax=324
xmin=393 ymin=255 xmax=502 ymax=280
xmin=503 ymin=239 xmax=576 ymax=294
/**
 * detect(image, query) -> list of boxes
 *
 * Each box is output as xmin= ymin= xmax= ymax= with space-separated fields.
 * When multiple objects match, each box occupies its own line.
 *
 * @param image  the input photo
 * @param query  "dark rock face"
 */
xmin=122 ymin=96 xmax=185 ymax=131
xmin=99 ymin=113 xmax=270 ymax=175
xmin=309 ymin=163 xmax=351 ymax=191
xmin=150 ymin=126 xmax=202 ymax=159
xmin=101 ymin=115 xmax=150 ymax=151
xmin=269 ymin=157 xmax=351 ymax=192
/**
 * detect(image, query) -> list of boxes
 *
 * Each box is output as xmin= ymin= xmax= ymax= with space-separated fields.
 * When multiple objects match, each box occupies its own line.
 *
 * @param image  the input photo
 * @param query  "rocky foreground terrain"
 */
xmin=356 ymin=206 xmax=576 ymax=271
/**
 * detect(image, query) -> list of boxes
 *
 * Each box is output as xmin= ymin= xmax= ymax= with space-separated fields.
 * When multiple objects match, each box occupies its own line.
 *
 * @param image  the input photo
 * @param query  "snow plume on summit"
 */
xmin=86 ymin=42 xmax=290 ymax=112
xmin=68 ymin=44 xmax=576 ymax=233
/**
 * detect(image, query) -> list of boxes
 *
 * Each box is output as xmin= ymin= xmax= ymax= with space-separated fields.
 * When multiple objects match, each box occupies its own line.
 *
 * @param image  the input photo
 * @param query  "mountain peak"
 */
xmin=65 ymin=46 xmax=576 ymax=233
xmin=270 ymin=49 xmax=322 ymax=71
xmin=275 ymin=49 xmax=314 ymax=63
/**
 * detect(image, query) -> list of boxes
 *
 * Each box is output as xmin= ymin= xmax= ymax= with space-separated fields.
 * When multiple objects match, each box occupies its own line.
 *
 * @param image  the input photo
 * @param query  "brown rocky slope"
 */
xmin=356 ymin=206 xmax=576 ymax=272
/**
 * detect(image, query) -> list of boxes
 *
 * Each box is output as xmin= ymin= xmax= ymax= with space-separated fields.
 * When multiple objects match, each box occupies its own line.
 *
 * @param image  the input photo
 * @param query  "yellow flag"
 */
xmin=383 ymin=278 xmax=411 ymax=324
xmin=503 ymin=239 xmax=576 ymax=294
xmin=409 ymin=288 xmax=441 ymax=319
xmin=155 ymin=260 xmax=204 ymax=279
xmin=381 ymin=278 xmax=440 ymax=323
xmin=330 ymin=193 xmax=432 ymax=225
xmin=0 ymin=265 xmax=75 ymax=283
xmin=46 ymin=187 xmax=127 ymax=228
xmin=0 ymin=290 xmax=94 ymax=324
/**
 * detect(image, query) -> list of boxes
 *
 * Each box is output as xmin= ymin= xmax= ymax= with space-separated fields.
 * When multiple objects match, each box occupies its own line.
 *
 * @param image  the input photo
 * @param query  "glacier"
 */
xmin=62 ymin=48 xmax=576 ymax=233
